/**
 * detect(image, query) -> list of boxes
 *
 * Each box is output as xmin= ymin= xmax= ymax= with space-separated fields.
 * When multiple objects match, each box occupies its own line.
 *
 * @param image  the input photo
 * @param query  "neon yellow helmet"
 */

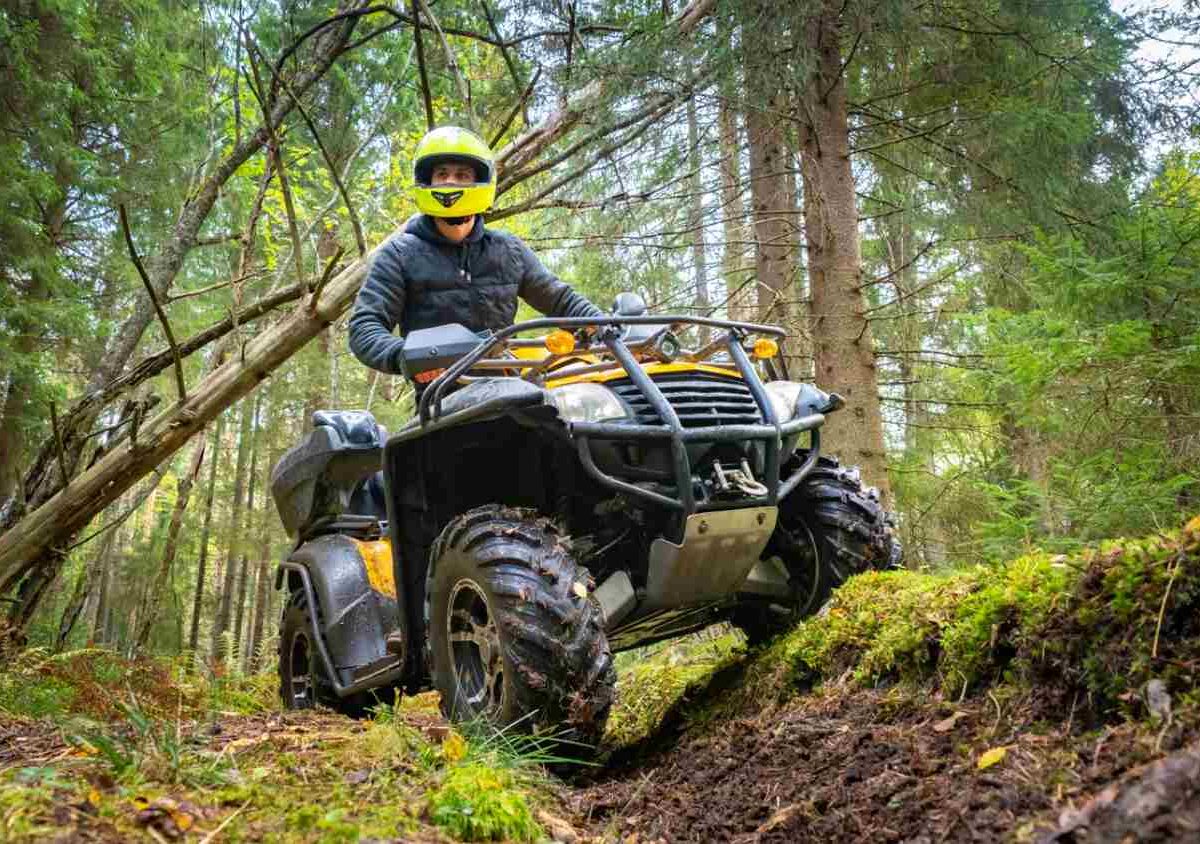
xmin=411 ymin=126 xmax=496 ymax=217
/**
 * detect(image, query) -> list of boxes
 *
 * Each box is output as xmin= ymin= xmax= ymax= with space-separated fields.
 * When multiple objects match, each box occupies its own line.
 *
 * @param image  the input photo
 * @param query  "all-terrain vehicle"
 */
xmin=270 ymin=294 xmax=900 ymax=744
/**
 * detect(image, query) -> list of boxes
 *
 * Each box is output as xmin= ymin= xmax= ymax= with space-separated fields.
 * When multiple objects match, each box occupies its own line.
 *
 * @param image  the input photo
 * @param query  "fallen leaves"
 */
xmin=132 ymin=796 xmax=204 ymax=840
xmin=932 ymin=711 xmax=969 ymax=733
xmin=977 ymin=746 xmax=1008 ymax=770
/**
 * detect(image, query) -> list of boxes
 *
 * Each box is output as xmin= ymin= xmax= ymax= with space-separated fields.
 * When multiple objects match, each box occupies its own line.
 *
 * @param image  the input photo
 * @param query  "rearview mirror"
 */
xmin=612 ymin=292 xmax=647 ymax=317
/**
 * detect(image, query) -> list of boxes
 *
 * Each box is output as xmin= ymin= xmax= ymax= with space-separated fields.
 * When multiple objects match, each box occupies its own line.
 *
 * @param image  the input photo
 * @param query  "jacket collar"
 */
xmin=406 ymin=213 xmax=485 ymax=247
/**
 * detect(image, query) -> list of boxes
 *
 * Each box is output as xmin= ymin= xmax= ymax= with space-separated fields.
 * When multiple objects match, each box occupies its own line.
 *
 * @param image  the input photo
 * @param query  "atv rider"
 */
xmin=348 ymin=126 xmax=601 ymax=382
xmin=347 ymin=126 xmax=601 ymax=672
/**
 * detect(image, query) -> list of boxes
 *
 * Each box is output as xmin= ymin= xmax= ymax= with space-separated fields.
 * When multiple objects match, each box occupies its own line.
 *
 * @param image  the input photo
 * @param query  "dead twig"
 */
xmin=309 ymin=246 xmax=346 ymax=311
xmin=411 ymin=0 xmax=435 ymax=130
xmin=1152 ymin=551 xmax=1184 ymax=659
xmin=244 ymin=40 xmax=305 ymax=290
xmin=415 ymin=0 xmax=478 ymax=131
xmin=48 ymin=402 xmax=69 ymax=488
xmin=118 ymin=204 xmax=187 ymax=403
xmin=489 ymin=66 xmax=541 ymax=149
xmin=263 ymin=55 xmax=367 ymax=256
xmin=478 ymin=0 xmax=526 ymax=123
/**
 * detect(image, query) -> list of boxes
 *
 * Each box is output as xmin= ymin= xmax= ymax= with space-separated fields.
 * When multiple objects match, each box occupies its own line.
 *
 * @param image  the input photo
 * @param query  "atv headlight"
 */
xmin=549 ymin=383 xmax=629 ymax=423
xmin=763 ymin=381 xmax=804 ymax=421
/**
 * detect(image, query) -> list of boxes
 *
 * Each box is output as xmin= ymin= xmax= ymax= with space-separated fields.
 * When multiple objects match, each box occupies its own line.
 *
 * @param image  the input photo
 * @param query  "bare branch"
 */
xmin=415 ymin=0 xmax=478 ymax=131
xmin=309 ymin=246 xmax=347 ymax=311
xmin=49 ymin=402 xmax=69 ymax=489
xmin=262 ymin=50 xmax=368 ymax=256
xmin=478 ymin=0 xmax=525 ymax=122
xmin=489 ymin=66 xmax=541 ymax=148
xmin=245 ymin=40 xmax=306 ymax=289
xmin=118 ymin=204 xmax=187 ymax=403
xmin=411 ymin=0 xmax=435 ymax=130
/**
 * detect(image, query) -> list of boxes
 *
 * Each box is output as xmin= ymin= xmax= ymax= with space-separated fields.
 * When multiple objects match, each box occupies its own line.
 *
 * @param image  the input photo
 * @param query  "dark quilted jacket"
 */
xmin=348 ymin=214 xmax=601 ymax=374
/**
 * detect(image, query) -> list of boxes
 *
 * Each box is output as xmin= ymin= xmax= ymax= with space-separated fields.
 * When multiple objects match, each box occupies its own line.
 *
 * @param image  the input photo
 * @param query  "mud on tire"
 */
xmin=425 ymin=505 xmax=616 ymax=749
xmin=734 ymin=453 xmax=902 ymax=644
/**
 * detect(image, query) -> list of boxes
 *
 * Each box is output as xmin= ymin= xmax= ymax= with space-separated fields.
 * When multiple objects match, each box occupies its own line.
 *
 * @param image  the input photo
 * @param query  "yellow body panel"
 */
xmin=352 ymin=538 xmax=396 ymax=599
xmin=545 ymin=361 xmax=741 ymax=388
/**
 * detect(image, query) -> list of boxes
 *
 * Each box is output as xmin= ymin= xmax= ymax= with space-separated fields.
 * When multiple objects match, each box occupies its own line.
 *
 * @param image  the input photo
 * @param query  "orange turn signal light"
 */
xmin=752 ymin=338 xmax=779 ymax=360
xmin=545 ymin=330 xmax=576 ymax=355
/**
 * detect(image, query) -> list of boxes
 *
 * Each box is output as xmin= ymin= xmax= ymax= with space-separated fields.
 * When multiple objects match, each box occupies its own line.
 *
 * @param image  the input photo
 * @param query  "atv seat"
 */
xmin=271 ymin=410 xmax=388 ymax=539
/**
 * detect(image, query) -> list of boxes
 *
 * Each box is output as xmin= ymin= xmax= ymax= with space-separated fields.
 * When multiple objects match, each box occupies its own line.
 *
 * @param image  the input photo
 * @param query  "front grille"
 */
xmin=609 ymin=372 xmax=763 ymax=428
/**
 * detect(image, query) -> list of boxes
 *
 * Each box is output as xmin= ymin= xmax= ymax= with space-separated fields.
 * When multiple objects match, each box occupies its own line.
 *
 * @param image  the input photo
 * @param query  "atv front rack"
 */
xmin=416 ymin=315 xmax=825 ymax=518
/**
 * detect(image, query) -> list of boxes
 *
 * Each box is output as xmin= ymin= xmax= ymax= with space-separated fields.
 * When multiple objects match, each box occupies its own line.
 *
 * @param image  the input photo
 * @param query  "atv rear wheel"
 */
xmin=426 ymin=505 xmax=616 ymax=749
xmin=278 ymin=590 xmax=376 ymax=716
xmin=733 ymin=454 xmax=901 ymax=644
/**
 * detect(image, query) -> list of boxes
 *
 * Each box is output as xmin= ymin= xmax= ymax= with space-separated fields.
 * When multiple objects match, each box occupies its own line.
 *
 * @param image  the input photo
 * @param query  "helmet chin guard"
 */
xmin=411 ymin=127 xmax=496 ymax=218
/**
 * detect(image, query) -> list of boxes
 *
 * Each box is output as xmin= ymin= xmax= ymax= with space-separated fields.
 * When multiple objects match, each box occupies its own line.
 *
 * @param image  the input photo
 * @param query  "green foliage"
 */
xmin=427 ymin=764 xmax=541 ymax=842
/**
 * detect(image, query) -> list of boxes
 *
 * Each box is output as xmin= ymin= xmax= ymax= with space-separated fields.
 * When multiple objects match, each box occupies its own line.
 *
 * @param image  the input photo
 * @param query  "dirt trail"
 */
xmin=573 ymin=675 xmax=1200 ymax=843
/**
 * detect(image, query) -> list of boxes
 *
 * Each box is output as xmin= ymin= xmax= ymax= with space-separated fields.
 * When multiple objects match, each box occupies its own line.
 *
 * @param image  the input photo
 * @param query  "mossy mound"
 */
xmin=732 ymin=513 xmax=1200 ymax=715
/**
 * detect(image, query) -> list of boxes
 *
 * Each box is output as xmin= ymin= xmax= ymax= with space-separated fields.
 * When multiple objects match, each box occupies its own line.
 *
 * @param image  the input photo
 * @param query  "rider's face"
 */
xmin=431 ymin=162 xmax=477 ymax=186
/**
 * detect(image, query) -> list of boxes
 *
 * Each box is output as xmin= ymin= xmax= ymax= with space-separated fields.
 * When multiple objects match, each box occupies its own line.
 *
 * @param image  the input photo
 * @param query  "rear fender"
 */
xmin=274 ymin=534 xmax=399 ymax=672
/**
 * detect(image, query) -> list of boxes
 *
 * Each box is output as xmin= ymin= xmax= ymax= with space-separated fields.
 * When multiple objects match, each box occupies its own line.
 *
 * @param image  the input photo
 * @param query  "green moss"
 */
xmin=427 ymin=765 xmax=541 ymax=842
xmin=726 ymin=514 xmax=1200 ymax=715
xmin=605 ymin=630 xmax=743 ymax=748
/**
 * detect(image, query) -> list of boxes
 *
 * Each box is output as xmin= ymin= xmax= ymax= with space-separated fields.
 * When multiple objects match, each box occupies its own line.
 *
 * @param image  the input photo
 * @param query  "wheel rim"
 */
xmin=288 ymin=628 xmax=316 ymax=708
xmin=447 ymin=578 xmax=505 ymax=716
xmin=770 ymin=519 xmax=823 ymax=616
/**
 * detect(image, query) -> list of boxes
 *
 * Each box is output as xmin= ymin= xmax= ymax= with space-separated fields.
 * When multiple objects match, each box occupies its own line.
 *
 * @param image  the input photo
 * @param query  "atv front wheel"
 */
xmin=733 ymin=454 xmax=901 ymax=644
xmin=426 ymin=505 xmax=616 ymax=748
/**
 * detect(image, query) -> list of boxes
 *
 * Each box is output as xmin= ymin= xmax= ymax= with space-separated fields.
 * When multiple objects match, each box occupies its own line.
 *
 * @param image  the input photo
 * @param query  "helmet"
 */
xmin=410 ymin=126 xmax=496 ymax=217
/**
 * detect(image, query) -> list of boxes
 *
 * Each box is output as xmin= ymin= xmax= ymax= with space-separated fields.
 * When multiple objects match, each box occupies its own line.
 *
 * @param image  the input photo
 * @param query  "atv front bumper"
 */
xmin=568 ymin=331 xmax=824 ymax=515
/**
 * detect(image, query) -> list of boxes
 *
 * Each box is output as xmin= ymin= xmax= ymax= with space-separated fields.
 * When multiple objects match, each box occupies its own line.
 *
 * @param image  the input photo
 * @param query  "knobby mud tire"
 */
xmin=734 ymin=454 xmax=902 ymax=645
xmin=426 ymin=505 xmax=616 ymax=751
xmin=277 ymin=590 xmax=375 ymax=717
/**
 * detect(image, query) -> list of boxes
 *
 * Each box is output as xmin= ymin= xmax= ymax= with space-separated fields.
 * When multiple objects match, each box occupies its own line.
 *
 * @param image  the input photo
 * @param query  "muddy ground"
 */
xmin=5 ymin=676 xmax=1200 ymax=841
xmin=573 ymin=676 xmax=1200 ymax=843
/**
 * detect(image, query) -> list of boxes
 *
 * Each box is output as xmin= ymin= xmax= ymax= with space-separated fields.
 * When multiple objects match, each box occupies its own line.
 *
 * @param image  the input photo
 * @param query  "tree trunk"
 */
xmin=797 ymin=0 xmax=891 ymax=500
xmin=686 ymin=97 xmax=711 ymax=345
xmin=232 ymin=400 xmax=264 ymax=665
xmin=210 ymin=396 xmax=255 ymax=662
xmin=55 ymin=526 xmax=117 ymax=651
xmin=742 ymin=8 xmax=799 ymax=363
xmin=188 ymin=413 xmax=224 ymax=653
xmin=717 ymin=97 xmax=754 ymax=324
xmin=133 ymin=435 xmax=206 ymax=652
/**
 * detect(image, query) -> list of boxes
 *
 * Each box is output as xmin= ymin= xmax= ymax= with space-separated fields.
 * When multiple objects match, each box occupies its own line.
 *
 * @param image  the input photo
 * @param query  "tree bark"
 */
xmin=797 ymin=0 xmax=891 ymax=499
xmin=134 ymin=435 xmax=207 ymax=652
xmin=55 ymin=526 xmax=117 ymax=651
xmin=188 ymin=414 xmax=224 ymax=653
xmin=210 ymin=396 xmax=255 ymax=662
xmin=687 ymin=97 xmax=711 ymax=345
xmin=743 ymin=7 xmax=800 ymax=369
xmin=717 ymin=96 xmax=754 ymax=324
xmin=232 ymin=399 xmax=264 ymax=664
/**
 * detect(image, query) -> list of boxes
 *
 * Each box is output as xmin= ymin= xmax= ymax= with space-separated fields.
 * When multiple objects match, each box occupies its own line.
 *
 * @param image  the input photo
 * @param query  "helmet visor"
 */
xmin=414 ymin=153 xmax=493 ymax=186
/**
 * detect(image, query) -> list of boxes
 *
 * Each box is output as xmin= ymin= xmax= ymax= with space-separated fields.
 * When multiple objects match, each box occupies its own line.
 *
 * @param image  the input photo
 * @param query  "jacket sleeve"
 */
xmin=348 ymin=238 xmax=408 ymax=374
xmin=513 ymin=237 xmax=603 ymax=319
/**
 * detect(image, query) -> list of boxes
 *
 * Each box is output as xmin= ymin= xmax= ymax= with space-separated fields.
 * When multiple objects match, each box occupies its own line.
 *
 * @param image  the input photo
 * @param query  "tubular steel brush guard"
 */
xmin=417 ymin=314 xmax=825 ymax=518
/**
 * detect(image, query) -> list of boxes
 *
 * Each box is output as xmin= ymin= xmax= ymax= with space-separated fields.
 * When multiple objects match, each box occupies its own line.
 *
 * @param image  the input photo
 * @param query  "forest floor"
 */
xmin=5 ymin=514 xmax=1200 ymax=842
